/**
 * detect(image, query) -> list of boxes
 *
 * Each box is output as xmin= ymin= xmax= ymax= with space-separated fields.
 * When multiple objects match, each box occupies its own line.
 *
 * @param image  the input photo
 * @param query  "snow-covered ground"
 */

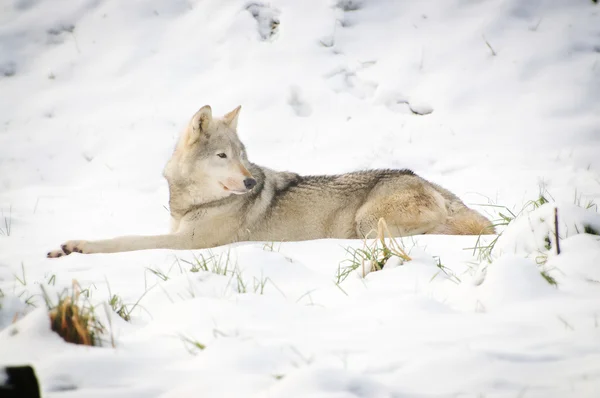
xmin=1 ymin=0 xmax=600 ymax=396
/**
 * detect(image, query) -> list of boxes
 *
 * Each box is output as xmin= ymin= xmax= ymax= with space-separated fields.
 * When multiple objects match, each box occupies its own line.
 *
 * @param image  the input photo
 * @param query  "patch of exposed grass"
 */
xmin=0 ymin=205 xmax=12 ymax=236
xmin=14 ymin=262 xmax=26 ymax=286
xmin=42 ymin=281 xmax=105 ymax=346
xmin=338 ymin=246 xmax=386 ymax=283
xmin=467 ymin=187 xmax=554 ymax=263
xmin=337 ymin=218 xmax=411 ymax=284
xmin=262 ymin=241 xmax=281 ymax=252
xmin=464 ymin=205 xmax=514 ymax=264
xmin=543 ymin=235 xmax=552 ymax=251
xmin=540 ymin=270 xmax=558 ymax=286
xmin=225 ymin=268 xmax=272 ymax=295
xmin=105 ymin=278 xmax=155 ymax=322
xmin=467 ymin=191 xmax=558 ymax=288
xmin=232 ymin=268 xmax=247 ymax=293
xmin=574 ymin=189 xmax=598 ymax=212
xmin=584 ymin=224 xmax=599 ymax=236
xmin=146 ymin=266 xmax=169 ymax=281
xmin=180 ymin=250 xmax=276 ymax=296
xmin=16 ymin=291 xmax=37 ymax=308
xmin=468 ymin=186 xmax=599 ymax=287
xmin=431 ymin=256 xmax=461 ymax=284
xmin=10 ymin=263 xmax=38 ymax=310
xmin=108 ymin=294 xmax=130 ymax=322
xmin=180 ymin=250 xmax=234 ymax=276
xmin=252 ymin=273 xmax=269 ymax=295
xmin=178 ymin=333 xmax=206 ymax=355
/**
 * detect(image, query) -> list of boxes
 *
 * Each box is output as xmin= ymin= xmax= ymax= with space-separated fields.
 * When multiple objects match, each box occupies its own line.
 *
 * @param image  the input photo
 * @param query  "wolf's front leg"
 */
xmin=47 ymin=233 xmax=195 ymax=258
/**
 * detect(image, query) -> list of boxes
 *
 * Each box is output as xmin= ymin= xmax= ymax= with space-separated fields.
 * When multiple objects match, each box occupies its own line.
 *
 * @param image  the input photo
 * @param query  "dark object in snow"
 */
xmin=0 ymin=62 xmax=16 ymax=77
xmin=554 ymin=207 xmax=560 ymax=255
xmin=584 ymin=224 xmax=599 ymax=235
xmin=395 ymin=100 xmax=434 ymax=115
xmin=0 ymin=365 xmax=41 ymax=398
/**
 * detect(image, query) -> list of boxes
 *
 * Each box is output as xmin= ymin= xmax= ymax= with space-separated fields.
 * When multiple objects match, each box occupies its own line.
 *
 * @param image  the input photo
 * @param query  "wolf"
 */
xmin=47 ymin=105 xmax=495 ymax=258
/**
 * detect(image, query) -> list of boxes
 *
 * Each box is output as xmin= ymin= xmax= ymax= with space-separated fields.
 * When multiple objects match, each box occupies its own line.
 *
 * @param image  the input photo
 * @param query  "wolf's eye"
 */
xmin=217 ymin=153 xmax=227 ymax=159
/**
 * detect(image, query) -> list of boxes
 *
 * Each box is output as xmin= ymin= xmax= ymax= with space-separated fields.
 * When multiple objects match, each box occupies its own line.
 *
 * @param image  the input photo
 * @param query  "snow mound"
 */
xmin=546 ymin=233 xmax=600 ymax=294
xmin=478 ymin=255 xmax=557 ymax=310
xmin=254 ymin=367 xmax=393 ymax=398
xmin=494 ymin=203 xmax=600 ymax=257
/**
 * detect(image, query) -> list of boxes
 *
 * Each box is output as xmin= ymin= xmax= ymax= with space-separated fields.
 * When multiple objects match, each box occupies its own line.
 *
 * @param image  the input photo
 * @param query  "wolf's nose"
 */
xmin=244 ymin=178 xmax=257 ymax=190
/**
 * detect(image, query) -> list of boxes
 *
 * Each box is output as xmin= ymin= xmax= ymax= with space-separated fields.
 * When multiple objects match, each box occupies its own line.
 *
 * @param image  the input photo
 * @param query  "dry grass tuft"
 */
xmin=42 ymin=281 xmax=105 ymax=346
xmin=337 ymin=218 xmax=412 ymax=283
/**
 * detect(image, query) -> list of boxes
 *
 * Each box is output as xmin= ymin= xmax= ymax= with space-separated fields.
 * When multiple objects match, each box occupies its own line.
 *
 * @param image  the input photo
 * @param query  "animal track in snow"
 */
xmin=378 ymin=91 xmax=434 ymax=115
xmin=335 ymin=0 xmax=364 ymax=30
xmin=336 ymin=0 xmax=363 ymax=12
xmin=246 ymin=3 xmax=280 ymax=41
xmin=287 ymin=86 xmax=312 ymax=117
xmin=46 ymin=23 xmax=76 ymax=45
xmin=319 ymin=1 xmax=363 ymax=52
xmin=325 ymin=66 xmax=378 ymax=100
xmin=398 ymin=100 xmax=433 ymax=115
xmin=0 ymin=62 xmax=16 ymax=77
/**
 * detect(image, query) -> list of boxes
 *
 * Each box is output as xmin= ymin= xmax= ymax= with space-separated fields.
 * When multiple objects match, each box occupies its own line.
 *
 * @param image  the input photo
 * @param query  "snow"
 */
xmin=1 ymin=0 xmax=600 ymax=396
xmin=496 ymin=202 xmax=600 ymax=250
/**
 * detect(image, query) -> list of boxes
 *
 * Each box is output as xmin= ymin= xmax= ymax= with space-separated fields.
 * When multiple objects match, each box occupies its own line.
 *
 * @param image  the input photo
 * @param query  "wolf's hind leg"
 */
xmin=47 ymin=233 xmax=194 ymax=257
xmin=355 ymin=187 xmax=447 ymax=238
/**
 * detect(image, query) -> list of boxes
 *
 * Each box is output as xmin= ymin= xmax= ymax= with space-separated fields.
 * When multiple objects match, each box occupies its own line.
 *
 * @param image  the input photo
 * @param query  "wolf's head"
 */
xmin=164 ymin=105 xmax=257 ymax=207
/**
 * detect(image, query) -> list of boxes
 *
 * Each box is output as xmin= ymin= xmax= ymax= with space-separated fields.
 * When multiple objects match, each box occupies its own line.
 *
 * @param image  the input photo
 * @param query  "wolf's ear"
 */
xmin=191 ymin=105 xmax=213 ymax=135
xmin=223 ymin=105 xmax=241 ymax=130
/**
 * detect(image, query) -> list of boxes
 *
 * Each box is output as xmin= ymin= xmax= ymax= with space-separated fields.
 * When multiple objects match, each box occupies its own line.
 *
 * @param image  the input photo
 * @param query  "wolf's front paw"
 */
xmin=47 ymin=240 xmax=89 ymax=258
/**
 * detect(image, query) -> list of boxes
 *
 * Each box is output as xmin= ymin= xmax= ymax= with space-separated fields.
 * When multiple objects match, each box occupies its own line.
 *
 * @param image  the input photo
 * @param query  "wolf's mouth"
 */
xmin=220 ymin=182 xmax=249 ymax=195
